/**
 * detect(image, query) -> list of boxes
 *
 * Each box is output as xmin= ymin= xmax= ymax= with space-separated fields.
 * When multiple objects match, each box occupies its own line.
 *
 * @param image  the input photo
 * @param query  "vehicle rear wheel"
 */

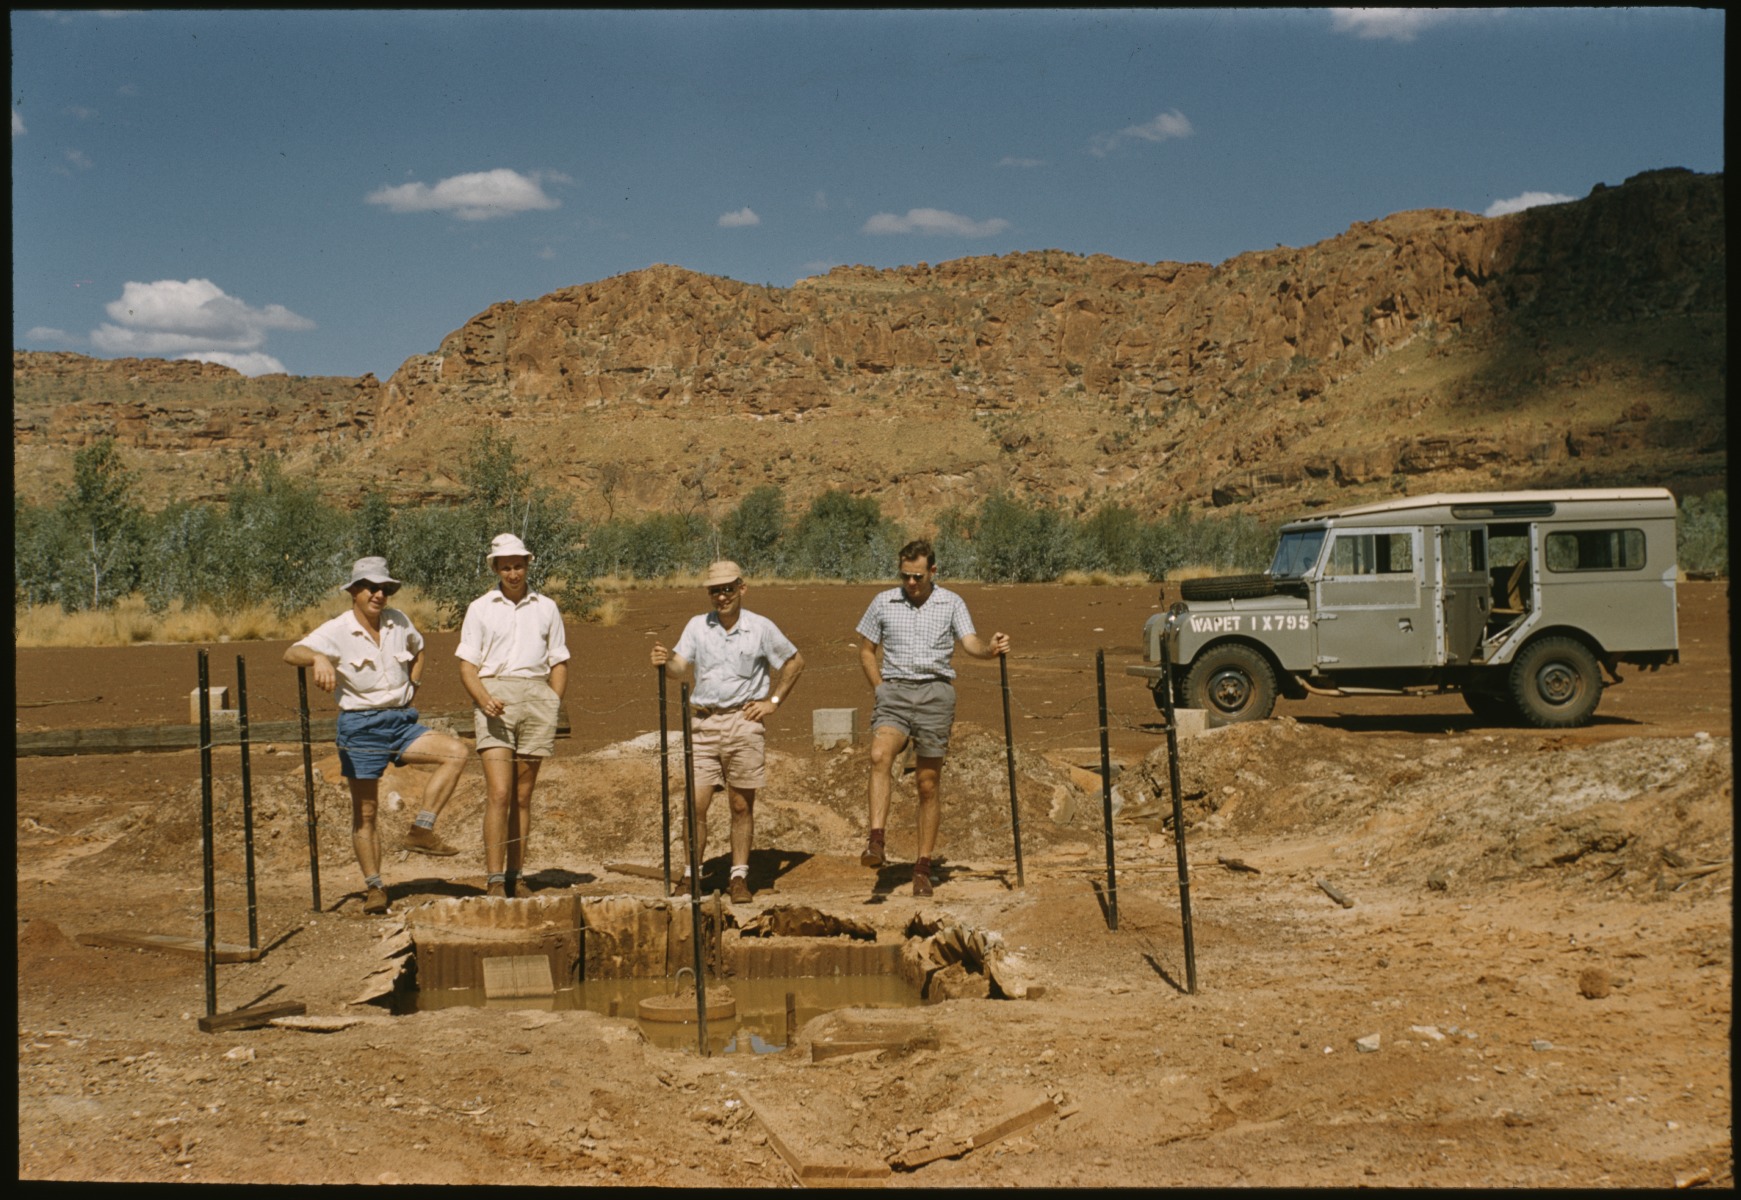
xmin=1178 ymin=573 xmax=1279 ymax=602
xmin=1183 ymin=644 xmax=1278 ymax=727
xmin=1508 ymin=637 xmax=1602 ymax=728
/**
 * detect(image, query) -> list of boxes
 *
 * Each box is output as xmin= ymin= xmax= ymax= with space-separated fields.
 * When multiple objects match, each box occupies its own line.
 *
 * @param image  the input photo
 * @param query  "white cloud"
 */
xmin=366 ymin=169 xmax=560 ymax=221
xmin=1329 ymin=8 xmax=1459 ymax=42
xmin=12 ymin=110 xmax=25 ymax=137
xmin=1484 ymin=191 xmax=1576 ymax=218
xmin=1088 ymin=109 xmax=1194 ymax=157
xmin=997 ymin=156 xmax=1045 ymax=169
xmin=91 ymin=279 xmax=313 ymax=369
xmin=862 ymin=208 xmax=1011 ymax=237
xmin=63 ymin=148 xmax=93 ymax=171
xmin=718 ymin=206 xmax=761 ymax=228
xmin=177 ymin=350 xmax=288 ymax=377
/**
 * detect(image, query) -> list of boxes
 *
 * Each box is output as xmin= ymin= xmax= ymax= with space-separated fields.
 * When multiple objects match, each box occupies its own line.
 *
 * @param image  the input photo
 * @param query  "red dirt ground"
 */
xmin=15 ymin=581 xmax=1733 ymax=1186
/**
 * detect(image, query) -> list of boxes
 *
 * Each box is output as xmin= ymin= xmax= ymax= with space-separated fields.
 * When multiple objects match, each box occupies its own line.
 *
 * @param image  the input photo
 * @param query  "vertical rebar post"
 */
xmin=236 ymin=656 xmax=259 ymax=952
xmin=1096 ymin=649 xmax=1119 ymax=932
xmin=999 ymin=654 xmax=1025 ymax=888
xmin=296 ymin=667 xmax=322 ymax=911
xmin=658 ymin=664 xmax=672 ymax=894
xmin=198 ymin=650 xmax=218 ymax=1017
xmin=678 ymin=684 xmax=709 ymax=1056
xmin=1160 ymin=650 xmax=1198 ymax=993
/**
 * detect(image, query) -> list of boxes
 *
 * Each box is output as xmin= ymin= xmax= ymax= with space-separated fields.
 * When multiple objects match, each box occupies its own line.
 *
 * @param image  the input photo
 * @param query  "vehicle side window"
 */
xmin=1327 ymin=531 xmax=1414 ymax=576
xmin=1545 ymin=528 xmax=1646 ymax=572
xmin=1442 ymin=528 xmax=1486 ymax=573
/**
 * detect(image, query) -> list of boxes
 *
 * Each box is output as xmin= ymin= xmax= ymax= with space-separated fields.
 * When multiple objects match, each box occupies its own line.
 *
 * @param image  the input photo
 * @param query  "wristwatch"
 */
xmin=770 ymin=695 xmax=781 ymax=706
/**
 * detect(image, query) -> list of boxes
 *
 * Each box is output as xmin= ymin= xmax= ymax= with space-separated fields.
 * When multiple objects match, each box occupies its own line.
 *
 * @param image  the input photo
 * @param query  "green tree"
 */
xmin=1079 ymin=503 xmax=1144 ymax=574
xmin=1677 ymin=489 xmax=1727 ymax=575
xmin=352 ymin=488 xmax=395 ymax=558
xmin=785 ymin=489 xmax=903 ymax=581
xmin=56 ymin=438 xmax=146 ymax=610
xmin=717 ymin=485 xmax=787 ymax=574
xmin=970 ymin=492 xmax=1079 ymax=582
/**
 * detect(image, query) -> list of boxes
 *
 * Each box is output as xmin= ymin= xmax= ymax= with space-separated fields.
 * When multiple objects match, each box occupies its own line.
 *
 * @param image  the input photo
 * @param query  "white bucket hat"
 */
xmin=487 ymin=532 xmax=535 ymax=566
xmin=341 ymin=556 xmax=401 ymax=594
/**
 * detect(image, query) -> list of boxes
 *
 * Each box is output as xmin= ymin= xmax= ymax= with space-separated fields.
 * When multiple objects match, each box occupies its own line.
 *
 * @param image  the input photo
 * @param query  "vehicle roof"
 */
xmin=1287 ymin=487 xmax=1676 ymax=524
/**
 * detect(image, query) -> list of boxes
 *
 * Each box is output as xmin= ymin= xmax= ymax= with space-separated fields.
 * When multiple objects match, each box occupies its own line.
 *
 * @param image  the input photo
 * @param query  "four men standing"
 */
xmin=289 ymin=540 xmax=1005 ymax=912
xmin=650 ymin=561 xmax=804 ymax=904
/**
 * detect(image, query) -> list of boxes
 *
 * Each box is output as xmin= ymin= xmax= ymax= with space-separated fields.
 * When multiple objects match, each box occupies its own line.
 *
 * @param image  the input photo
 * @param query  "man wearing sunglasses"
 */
xmin=855 ymin=539 xmax=1009 ymax=898
xmin=284 ymin=556 xmax=470 ymax=915
xmin=650 ymin=560 xmax=804 ymax=904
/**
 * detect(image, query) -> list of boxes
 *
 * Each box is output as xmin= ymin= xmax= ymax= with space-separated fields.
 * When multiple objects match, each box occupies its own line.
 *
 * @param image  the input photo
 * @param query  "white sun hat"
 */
xmin=487 ymin=532 xmax=535 ymax=565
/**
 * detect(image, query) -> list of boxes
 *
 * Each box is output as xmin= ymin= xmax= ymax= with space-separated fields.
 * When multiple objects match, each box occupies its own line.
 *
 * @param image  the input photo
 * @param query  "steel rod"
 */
xmin=198 ymin=650 xmax=218 ymax=1017
xmin=1096 ymin=649 xmax=1118 ymax=931
xmin=658 ymin=663 xmax=672 ymax=894
xmin=1159 ymin=650 xmax=1197 ymax=993
xmin=999 ymin=654 xmax=1025 ymax=887
xmin=236 ymin=655 xmax=259 ymax=952
xmin=296 ymin=667 xmax=322 ymax=911
xmin=678 ymin=684 xmax=709 ymax=1055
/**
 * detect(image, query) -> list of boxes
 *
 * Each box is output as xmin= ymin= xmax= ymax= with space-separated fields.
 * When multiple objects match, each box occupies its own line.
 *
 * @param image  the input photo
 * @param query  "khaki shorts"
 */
xmin=473 ymin=676 xmax=561 ymax=758
xmin=871 ymin=679 xmax=956 ymax=758
xmin=688 ymin=709 xmax=767 ymax=794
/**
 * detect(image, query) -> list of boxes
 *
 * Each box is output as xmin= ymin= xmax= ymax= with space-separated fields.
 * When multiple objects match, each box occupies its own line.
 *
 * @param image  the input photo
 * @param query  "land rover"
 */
xmin=1129 ymin=488 xmax=1681 ymax=728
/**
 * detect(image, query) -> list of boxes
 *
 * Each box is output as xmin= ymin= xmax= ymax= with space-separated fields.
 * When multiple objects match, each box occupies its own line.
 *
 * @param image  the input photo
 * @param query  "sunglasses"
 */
xmin=708 ymin=583 xmax=740 ymax=596
xmin=899 ymin=572 xmax=929 ymax=583
xmin=355 ymin=582 xmax=398 ymax=596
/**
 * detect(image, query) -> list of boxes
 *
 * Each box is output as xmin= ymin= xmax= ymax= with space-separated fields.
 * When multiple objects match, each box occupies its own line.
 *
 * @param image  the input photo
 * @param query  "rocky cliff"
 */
xmin=13 ymin=167 xmax=1725 ymax=522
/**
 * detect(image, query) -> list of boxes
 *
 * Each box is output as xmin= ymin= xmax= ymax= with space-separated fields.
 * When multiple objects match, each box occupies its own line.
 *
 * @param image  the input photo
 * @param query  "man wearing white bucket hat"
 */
xmin=456 ymin=533 xmax=571 ymax=899
xmin=649 ymin=560 xmax=804 ymax=904
xmin=284 ymin=556 xmax=471 ymax=915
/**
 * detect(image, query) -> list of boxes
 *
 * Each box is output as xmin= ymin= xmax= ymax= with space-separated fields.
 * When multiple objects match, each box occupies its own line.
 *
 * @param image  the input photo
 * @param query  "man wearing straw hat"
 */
xmin=456 ymin=533 xmax=571 ymax=899
xmin=649 ymin=560 xmax=804 ymax=904
xmin=284 ymin=556 xmax=470 ymax=915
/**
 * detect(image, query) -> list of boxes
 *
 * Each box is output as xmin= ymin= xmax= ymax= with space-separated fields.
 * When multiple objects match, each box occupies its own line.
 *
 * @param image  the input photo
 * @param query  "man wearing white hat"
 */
xmin=284 ymin=556 xmax=471 ymax=915
xmin=650 ymin=560 xmax=804 ymax=904
xmin=456 ymin=533 xmax=571 ymax=899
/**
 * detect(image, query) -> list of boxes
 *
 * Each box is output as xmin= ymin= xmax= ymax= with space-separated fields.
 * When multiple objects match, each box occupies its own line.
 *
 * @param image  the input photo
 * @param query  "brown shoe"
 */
xmin=363 ymin=886 xmax=390 ymax=914
xmin=671 ymin=874 xmax=698 ymax=899
xmin=404 ymin=825 xmax=459 ymax=856
xmin=912 ymin=859 xmax=934 ymax=899
xmin=486 ymin=881 xmax=506 ymax=899
xmin=860 ymin=837 xmax=886 ymax=869
xmin=728 ymin=876 xmax=753 ymax=905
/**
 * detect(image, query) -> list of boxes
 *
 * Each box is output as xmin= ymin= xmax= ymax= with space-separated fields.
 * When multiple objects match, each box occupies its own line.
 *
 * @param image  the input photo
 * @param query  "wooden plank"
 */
xmin=481 ymin=954 xmax=555 ymax=999
xmin=77 ymin=931 xmax=261 ymax=963
xmin=16 ymin=707 xmax=572 ymax=758
xmin=739 ymin=1089 xmax=891 ymax=1187
xmin=603 ymin=862 xmax=667 ymax=881
xmin=811 ymin=1034 xmax=939 ymax=1062
xmin=197 ymin=1002 xmax=306 ymax=1034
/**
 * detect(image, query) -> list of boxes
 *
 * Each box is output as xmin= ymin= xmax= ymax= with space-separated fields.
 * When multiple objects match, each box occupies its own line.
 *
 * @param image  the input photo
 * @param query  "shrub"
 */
xmin=785 ymin=489 xmax=904 ymax=581
xmin=717 ymin=485 xmax=786 ymax=575
xmin=1677 ymin=489 xmax=1727 ymax=576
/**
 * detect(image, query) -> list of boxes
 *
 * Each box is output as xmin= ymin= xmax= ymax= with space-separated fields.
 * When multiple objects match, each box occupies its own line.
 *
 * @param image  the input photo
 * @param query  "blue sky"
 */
xmin=11 ymin=8 xmax=1725 ymax=380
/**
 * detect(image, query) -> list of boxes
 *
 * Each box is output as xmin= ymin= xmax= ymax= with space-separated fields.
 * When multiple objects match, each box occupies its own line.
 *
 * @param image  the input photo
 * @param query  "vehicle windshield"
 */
xmin=1269 ymin=528 xmax=1327 ymax=579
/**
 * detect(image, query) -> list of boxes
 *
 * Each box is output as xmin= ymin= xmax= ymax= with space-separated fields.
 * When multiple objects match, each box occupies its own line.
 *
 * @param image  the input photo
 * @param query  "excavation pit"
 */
xmin=400 ymin=894 xmax=1030 ymax=1054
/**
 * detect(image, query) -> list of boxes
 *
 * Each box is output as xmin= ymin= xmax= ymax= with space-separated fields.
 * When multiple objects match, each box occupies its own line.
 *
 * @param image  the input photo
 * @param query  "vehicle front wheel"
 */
xmin=1508 ymin=637 xmax=1602 ymax=728
xmin=1183 ymin=644 xmax=1278 ymax=727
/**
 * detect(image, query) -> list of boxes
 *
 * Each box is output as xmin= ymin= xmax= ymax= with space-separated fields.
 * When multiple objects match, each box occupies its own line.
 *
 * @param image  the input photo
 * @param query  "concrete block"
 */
xmin=1170 ymin=708 xmax=1209 ymax=738
xmin=189 ymin=686 xmax=230 ymax=724
xmin=812 ymin=707 xmax=858 ymax=750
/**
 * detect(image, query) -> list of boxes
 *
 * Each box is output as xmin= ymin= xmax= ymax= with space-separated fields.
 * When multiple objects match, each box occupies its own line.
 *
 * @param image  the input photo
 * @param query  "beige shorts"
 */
xmin=473 ymin=676 xmax=561 ymax=758
xmin=688 ymin=709 xmax=767 ymax=795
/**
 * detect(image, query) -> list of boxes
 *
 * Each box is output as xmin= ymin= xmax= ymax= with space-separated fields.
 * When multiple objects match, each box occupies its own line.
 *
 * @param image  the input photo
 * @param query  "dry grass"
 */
xmin=13 ymin=586 xmax=450 ymax=649
xmin=1056 ymin=569 xmax=1150 ymax=587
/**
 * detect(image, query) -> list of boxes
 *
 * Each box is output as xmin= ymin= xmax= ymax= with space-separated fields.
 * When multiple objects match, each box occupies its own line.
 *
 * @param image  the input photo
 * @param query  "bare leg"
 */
xmin=913 ymin=757 xmax=944 ymax=861
xmin=865 ymin=726 xmax=909 ymax=834
xmin=400 ymin=730 xmax=469 ymax=823
xmin=507 ymin=757 xmax=542 ymax=877
xmin=726 ymin=785 xmax=757 ymax=868
xmin=348 ymin=778 xmax=381 ymax=881
xmin=480 ymin=747 xmax=517 ymax=876
xmin=686 ymin=785 xmax=717 ymax=874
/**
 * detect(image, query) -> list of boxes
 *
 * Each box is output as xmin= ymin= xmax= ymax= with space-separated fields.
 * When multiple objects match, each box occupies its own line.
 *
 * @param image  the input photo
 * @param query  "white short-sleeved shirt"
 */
xmin=454 ymin=589 xmax=571 ymax=679
xmin=672 ymin=609 xmax=798 ymax=709
xmin=854 ymin=585 xmax=976 ymax=681
xmin=295 ymin=608 xmax=423 ymax=711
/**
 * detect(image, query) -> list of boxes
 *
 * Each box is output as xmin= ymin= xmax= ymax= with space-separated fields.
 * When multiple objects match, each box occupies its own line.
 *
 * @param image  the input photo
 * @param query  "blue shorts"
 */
xmin=336 ymin=707 xmax=430 ymax=780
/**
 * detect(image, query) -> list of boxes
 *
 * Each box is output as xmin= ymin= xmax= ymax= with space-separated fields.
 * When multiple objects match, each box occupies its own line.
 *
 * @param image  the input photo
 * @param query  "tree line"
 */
xmin=14 ymin=432 xmax=1727 ymax=629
